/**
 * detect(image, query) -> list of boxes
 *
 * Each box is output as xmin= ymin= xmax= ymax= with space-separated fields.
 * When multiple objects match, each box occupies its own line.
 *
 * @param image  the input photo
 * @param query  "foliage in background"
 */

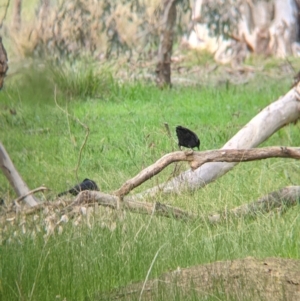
xmin=8 ymin=0 xmax=192 ymax=60
xmin=200 ymin=0 xmax=241 ymax=38
xmin=48 ymin=60 xmax=116 ymax=99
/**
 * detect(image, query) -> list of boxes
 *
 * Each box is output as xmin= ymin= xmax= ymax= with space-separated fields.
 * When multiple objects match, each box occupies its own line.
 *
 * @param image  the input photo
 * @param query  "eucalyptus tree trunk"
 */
xmin=189 ymin=0 xmax=299 ymax=62
xmin=155 ymin=0 xmax=177 ymax=88
xmin=240 ymin=0 xmax=298 ymax=57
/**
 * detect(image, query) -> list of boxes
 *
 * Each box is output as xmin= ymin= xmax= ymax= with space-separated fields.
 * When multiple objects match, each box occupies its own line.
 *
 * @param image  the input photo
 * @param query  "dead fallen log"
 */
xmin=130 ymin=86 xmax=300 ymax=200
xmin=1 ymin=145 xmax=299 ymax=222
xmin=59 ymin=184 xmax=300 ymax=222
xmin=62 ymin=190 xmax=197 ymax=220
xmin=1 ymin=185 xmax=299 ymax=225
xmin=115 ymin=147 xmax=300 ymax=197
xmin=208 ymin=185 xmax=300 ymax=223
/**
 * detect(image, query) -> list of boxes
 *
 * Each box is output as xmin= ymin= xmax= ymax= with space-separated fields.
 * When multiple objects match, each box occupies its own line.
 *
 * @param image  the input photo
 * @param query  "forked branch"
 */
xmin=114 ymin=147 xmax=300 ymax=197
xmin=58 ymin=184 xmax=299 ymax=222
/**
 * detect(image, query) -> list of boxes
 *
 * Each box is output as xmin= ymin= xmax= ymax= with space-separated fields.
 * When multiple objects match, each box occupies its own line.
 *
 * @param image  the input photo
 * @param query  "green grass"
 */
xmin=0 ymin=63 xmax=300 ymax=301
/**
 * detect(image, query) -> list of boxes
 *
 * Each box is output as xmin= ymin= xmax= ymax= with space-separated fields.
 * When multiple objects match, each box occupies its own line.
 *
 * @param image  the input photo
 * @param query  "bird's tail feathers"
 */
xmin=58 ymin=191 xmax=68 ymax=197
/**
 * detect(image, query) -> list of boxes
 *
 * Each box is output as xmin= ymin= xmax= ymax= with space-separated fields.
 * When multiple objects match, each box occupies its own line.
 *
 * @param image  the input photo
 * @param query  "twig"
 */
xmin=54 ymin=86 xmax=90 ymax=181
xmin=163 ymin=122 xmax=181 ymax=178
xmin=163 ymin=122 xmax=172 ymax=140
xmin=13 ymin=186 xmax=49 ymax=205
xmin=139 ymin=244 xmax=166 ymax=301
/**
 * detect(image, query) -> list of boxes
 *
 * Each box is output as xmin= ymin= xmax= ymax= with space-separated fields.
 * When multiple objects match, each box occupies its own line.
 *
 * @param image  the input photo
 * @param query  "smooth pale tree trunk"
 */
xmin=129 ymin=87 xmax=300 ymax=200
xmin=269 ymin=0 xmax=298 ymax=57
xmin=0 ymin=142 xmax=38 ymax=207
xmin=189 ymin=0 xmax=299 ymax=60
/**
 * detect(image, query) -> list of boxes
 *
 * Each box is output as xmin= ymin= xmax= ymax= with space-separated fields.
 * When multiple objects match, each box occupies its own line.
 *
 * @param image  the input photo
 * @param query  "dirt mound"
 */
xmin=103 ymin=257 xmax=300 ymax=300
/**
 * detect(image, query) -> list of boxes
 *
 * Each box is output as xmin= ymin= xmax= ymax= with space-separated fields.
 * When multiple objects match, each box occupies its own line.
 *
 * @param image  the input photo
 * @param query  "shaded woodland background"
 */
xmin=2 ymin=0 xmax=300 ymax=71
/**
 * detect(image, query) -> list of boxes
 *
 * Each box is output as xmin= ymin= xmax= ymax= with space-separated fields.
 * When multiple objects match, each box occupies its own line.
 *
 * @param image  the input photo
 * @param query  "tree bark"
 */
xmin=269 ymin=0 xmax=298 ymax=58
xmin=208 ymin=185 xmax=300 ymax=223
xmin=0 ymin=37 xmax=8 ymax=89
xmin=188 ymin=0 xmax=299 ymax=62
xmin=114 ymin=147 xmax=300 ymax=197
xmin=12 ymin=0 xmax=22 ymax=32
xmin=129 ymin=86 xmax=300 ymax=200
xmin=0 ymin=142 xmax=39 ymax=207
xmin=2 ymin=183 xmax=299 ymax=224
xmin=155 ymin=0 xmax=177 ymax=88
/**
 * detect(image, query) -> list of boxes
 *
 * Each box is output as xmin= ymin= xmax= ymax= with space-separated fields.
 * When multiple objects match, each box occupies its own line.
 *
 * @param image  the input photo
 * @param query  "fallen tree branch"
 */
xmin=209 ymin=185 xmax=300 ymax=223
xmin=0 ymin=142 xmax=39 ymax=207
xmin=61 ymin=184 xmax=300 ymax=222
xmin=1 ymin=185 xmax=299 ymax=224
xmin=129 ymin=86 xmax=300 ymax=200
xmin=54 ymin=86 xmax=90 ymax=182
xmin=115 ymin=147 xmax=300 ymax=197
xmin=62 ymin=190 xmax=197 ymax=220
xmin=190 ymin=146 xmax=300 ymax=170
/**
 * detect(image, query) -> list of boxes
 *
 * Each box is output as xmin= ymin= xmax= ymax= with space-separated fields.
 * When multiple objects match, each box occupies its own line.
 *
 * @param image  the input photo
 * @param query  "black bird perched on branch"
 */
xmin=58 ymin=178 xmax=99 ymax=197
xmin=176 ymin=125 xmax=200 ymax=150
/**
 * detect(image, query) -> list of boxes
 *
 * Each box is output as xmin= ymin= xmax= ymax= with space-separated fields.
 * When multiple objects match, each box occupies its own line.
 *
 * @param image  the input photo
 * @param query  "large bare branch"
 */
xmin=0 ymin=142 xmax=39 ymax=207
xmin=61 ymin=191 xmax=196 ymax=220
xmin=2 ymin=184 xmax=299 ymax=224
xmin=73 ymin=185 xmax=300 ymax=222
xmin=128 ymin=86 xmax=300 ymax=201
xmin=115 ymin=147 xmax=300 ymax=197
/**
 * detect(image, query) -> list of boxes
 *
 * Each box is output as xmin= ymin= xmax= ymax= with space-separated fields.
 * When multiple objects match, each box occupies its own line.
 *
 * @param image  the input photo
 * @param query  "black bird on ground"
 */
xmin=176 ymin=125 xmax=200 ymax=150
xmin=58 ymin=178 xmax=99 ymax=197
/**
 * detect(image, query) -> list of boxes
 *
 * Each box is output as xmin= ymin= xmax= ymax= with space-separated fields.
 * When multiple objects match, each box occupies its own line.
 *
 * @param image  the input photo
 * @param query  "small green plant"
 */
xmin=48 ymin=60 xmax=115 ymax=99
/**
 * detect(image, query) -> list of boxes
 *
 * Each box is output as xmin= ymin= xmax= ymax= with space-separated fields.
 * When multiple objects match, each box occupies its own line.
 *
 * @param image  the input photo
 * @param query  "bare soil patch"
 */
xmin=104 ymin=257 xmax=300 ymax=300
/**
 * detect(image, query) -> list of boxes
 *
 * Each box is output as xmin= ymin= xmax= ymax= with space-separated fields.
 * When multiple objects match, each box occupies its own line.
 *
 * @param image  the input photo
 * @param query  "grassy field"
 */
xmin=1 ymin=62 xmax=300 ymax=300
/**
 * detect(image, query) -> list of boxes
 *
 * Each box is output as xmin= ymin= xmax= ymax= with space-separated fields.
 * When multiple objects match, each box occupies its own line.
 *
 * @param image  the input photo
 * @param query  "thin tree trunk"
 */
xmin=0 ymin=37 xmax=8 ymax=89
xmin=12 ymin=0 xmax=22 ymax=32
xmin=155 ymin=0 xmax=177 ymax=88
xmin=0 ymin=142 xmax=38 ymax=207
